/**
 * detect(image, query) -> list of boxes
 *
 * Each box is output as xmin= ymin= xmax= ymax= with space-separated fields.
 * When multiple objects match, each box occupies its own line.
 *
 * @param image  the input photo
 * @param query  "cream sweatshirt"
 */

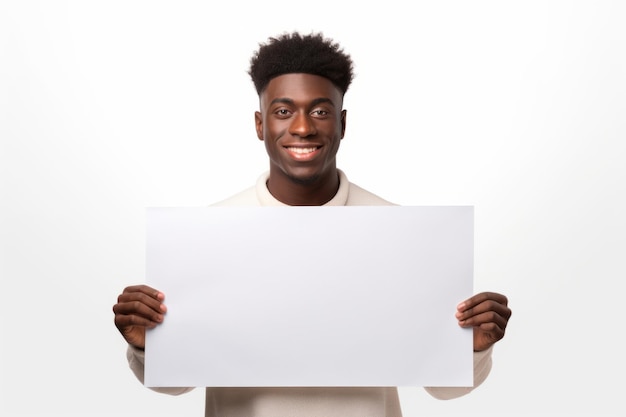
xmin=127 ymin=170 xmax=494 ymax=417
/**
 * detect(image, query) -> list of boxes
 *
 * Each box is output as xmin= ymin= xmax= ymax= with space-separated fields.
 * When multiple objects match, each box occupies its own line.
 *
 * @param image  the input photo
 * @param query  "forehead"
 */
xmin=260 ymin=73 xmax=343 ymax=107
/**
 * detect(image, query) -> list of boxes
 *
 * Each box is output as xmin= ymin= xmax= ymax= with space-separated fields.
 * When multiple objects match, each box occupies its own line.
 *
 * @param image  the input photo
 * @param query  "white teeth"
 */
xmin=287 ymin=147 xmax=317 ymax=154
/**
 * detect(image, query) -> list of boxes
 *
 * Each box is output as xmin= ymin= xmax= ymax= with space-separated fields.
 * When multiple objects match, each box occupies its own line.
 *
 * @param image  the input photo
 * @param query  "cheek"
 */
xmin=328 ymin=124 xmax=344 ymax=142
xmin=264 ymin=129 xmax=282 ymax=158
xmin=266 ymin=122 xmax=288 ymax=141
xmin=324 ymin=117 xmax=343 ymax=136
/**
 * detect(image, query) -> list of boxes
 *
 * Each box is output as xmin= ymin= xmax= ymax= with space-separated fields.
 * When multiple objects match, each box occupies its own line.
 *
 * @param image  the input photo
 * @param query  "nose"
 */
xmin=289 ymin=112 xmax=316 ymax=137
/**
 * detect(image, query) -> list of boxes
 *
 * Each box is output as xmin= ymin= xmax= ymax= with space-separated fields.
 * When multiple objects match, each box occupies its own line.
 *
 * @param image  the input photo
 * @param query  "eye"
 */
xmin=311 ymin=109 xmax=329 ymax=117
xmin=274 ymin=108 xmax=292 ymax=118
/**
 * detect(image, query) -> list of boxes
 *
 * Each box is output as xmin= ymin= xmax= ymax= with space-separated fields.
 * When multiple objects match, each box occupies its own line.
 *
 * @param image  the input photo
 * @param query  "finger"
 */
xmin=456 ymin=299 xmax=511 ymax=323
xmin=476 ymin=321 xmax=506 ymax=337
xmin=456 ymin=292 xmax=511 ymax=323
xmin=112 ymin=298 xmax=166 ymax=324
xmin=114 ymin=312 xmax=161 ymax=330
xmin=473 ymin=321 xmax=506 ymax=350
xmin=121 ymin=285 xmax=165 ymax=302
xmin=458 ymin=309 xmax=509 ymax=330
xmin=116 ymin=289 xmax=167 ymax=315
xmin=457 ymin=292 xmax=508 ymax=312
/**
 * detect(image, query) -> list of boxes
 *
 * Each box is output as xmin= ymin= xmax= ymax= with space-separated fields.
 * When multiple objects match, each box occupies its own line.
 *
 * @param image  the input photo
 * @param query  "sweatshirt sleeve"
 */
xmin=126 ymin=345 xmax=195 ymax=396
xmin=423 ymin=346 xmax=493 ymax=400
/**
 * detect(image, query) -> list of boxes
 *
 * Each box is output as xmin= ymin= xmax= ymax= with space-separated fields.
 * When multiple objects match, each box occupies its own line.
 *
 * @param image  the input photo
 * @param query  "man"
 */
xmin=113 ymin=31 xmax=512 ymax=417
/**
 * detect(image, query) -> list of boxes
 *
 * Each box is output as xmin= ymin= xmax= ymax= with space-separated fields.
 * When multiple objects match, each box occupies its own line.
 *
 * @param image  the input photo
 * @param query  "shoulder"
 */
xmin=211 ymin=186 xmax=258 ymax=207
xmin=346 ymin=182 xmax=397 ymax=206
xmin=211 ymin=172 xmax=273 ymax=207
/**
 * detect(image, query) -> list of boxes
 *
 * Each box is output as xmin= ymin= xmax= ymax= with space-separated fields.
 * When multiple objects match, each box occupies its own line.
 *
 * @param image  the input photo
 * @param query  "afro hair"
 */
xmin=248 ymin=32 xmax=354 ymax=96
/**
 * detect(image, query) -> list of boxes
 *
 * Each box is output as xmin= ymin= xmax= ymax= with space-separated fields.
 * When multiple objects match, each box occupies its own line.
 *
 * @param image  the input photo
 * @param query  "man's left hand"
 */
xmin=456 ymin=292 xmax=512 ymax=351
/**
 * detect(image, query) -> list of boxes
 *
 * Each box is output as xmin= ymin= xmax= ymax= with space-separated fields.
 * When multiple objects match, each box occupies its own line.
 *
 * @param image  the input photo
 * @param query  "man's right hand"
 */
xmin=112 ymin=285 xmax=166 ymax=349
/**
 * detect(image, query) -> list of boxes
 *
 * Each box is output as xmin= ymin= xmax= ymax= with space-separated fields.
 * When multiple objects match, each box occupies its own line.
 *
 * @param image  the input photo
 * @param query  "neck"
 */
xmin=266 ymin=169 xmax=340 ymax=206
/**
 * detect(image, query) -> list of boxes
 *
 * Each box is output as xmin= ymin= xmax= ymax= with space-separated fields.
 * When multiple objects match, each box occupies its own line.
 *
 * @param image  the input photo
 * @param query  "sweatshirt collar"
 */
xmin=255 ymin=170 xmax=349 ymax=206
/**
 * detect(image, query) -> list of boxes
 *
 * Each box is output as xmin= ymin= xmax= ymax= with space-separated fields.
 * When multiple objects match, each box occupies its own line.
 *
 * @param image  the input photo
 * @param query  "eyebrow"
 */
xmin=269 ymin=97 xmax=336 ymax=108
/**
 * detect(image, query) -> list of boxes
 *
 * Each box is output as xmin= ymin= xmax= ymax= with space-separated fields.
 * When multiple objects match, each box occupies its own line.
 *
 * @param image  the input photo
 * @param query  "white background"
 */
xmin=1 ymin=1 xmax=624 ymax=416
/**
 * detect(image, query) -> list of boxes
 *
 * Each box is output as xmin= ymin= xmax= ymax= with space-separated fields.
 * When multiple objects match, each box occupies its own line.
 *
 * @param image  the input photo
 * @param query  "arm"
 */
xmin=126 ymin=344 xmax=194 ymax=396
xmin=425 ymin=291 xmax=511 ymax=400
xmin=424 ymin=346 xmax=493 ymax=399
xmin=113 ymin=284 xmax=194 ymax=395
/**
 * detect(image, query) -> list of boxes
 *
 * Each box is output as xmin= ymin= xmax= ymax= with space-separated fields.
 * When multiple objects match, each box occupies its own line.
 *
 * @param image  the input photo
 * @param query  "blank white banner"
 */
xmin=145 ymin=206 xmax=473 ymax=387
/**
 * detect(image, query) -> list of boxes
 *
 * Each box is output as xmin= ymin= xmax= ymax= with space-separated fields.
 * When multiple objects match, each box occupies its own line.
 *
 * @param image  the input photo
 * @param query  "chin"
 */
xmin=287 ymin=172 xmax=321 ymax=186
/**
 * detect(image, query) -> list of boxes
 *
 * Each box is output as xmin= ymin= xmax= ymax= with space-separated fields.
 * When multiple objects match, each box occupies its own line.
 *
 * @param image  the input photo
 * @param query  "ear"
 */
xmin=340 ymin=109 xmax=347 ymax=139
xmin=255 ymin=111 xmax=263 ymax=141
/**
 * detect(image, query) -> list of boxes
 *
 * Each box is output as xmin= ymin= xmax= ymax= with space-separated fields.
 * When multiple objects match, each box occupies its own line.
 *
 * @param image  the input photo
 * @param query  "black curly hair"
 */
xmin=248 ymin=31 xmax=354 ymax=96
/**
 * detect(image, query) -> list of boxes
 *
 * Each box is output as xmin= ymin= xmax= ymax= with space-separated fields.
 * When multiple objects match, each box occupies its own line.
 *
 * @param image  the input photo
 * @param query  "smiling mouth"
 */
xmin=285 ymin=146 xmax=319 ymax=154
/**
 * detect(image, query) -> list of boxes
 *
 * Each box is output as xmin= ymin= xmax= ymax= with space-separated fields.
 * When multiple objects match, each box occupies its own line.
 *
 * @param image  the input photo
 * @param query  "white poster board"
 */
xmin=145 ymin=206 xmax=473 ymax=387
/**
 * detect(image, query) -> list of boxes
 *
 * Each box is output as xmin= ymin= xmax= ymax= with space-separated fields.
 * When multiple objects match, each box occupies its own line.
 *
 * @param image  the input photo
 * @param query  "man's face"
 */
xmin=255 ymin=73 xmax=346 ymax=186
